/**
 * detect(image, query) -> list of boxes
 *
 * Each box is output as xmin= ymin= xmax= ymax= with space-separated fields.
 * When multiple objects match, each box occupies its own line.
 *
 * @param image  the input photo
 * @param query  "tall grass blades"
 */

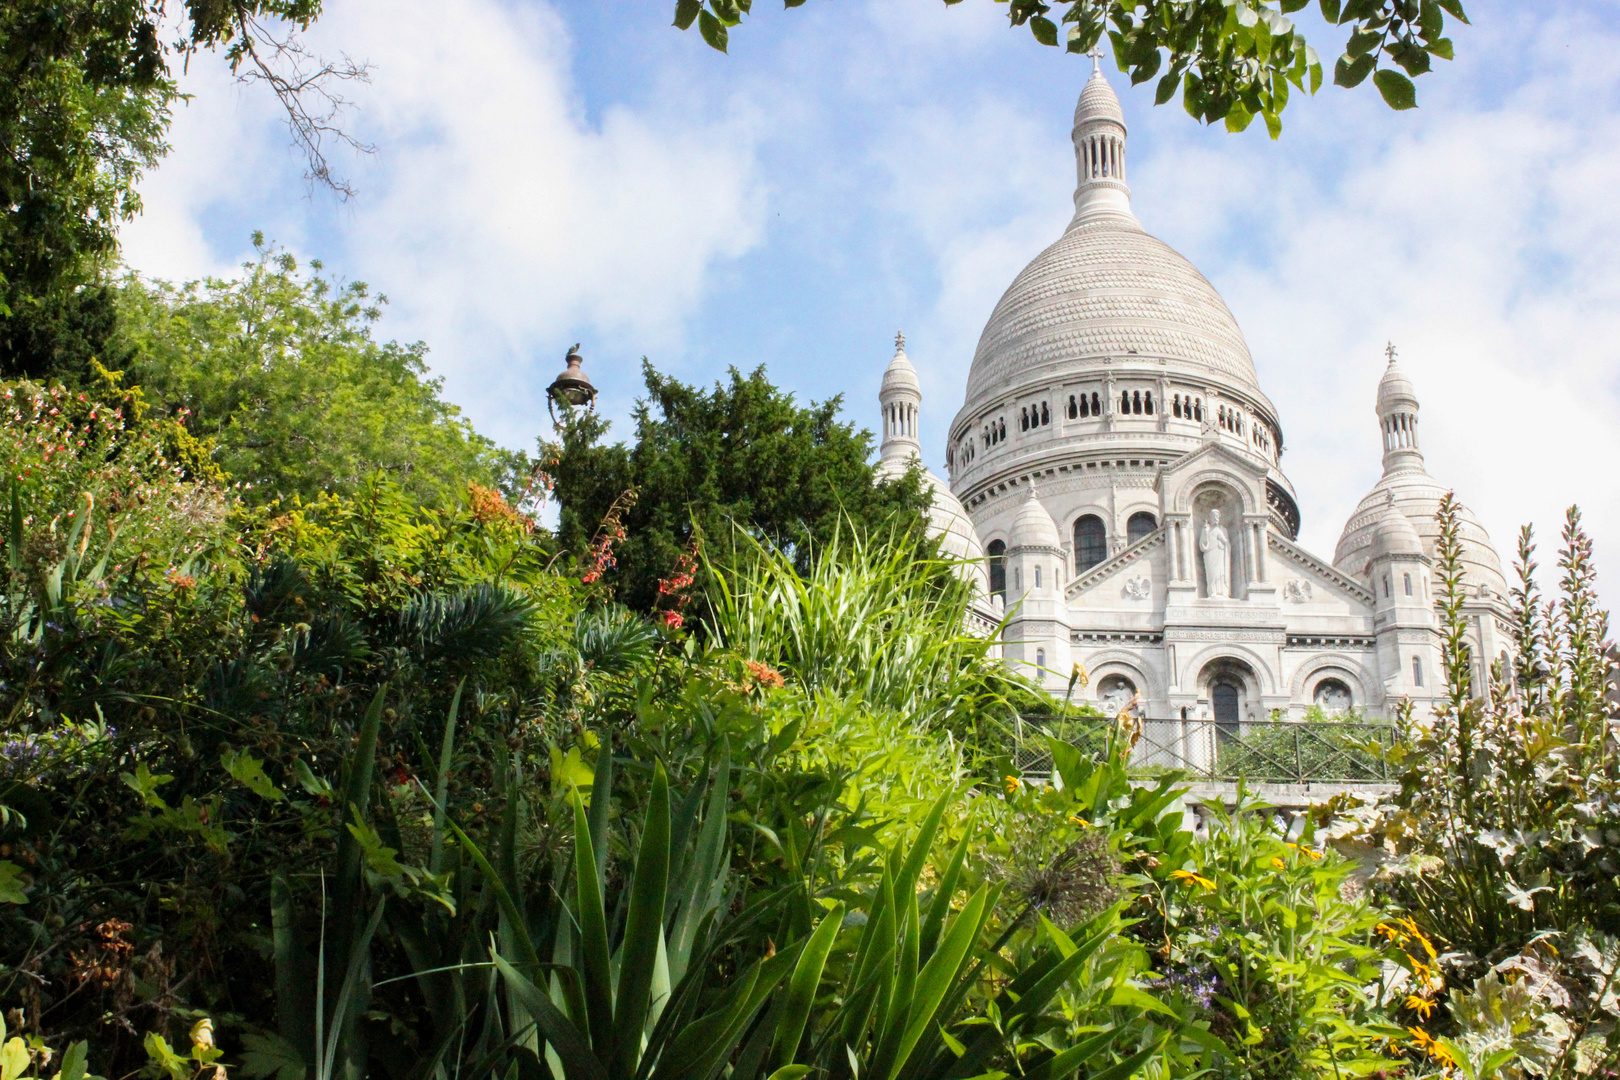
xmin=702 ymin=520 xmax=1011 ymax=732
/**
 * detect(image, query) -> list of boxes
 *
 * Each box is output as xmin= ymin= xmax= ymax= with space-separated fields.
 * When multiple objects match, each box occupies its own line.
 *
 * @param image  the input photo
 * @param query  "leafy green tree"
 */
xmin=0 ymin=0 xmax=360 ymax=381
xmin=116 ymin=239 xmax=527 ymax=507
xmin=674 ymin=0 xmax=1469 ymax=135
xmin=550 ymin=360 xmax=931 ymax=613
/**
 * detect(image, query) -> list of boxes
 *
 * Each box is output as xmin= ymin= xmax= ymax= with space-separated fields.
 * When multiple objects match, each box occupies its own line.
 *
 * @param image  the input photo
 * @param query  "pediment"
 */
xmin=1269 ymin=533 xmax=1375 ymax=607
xmin=1066 ymin=527 xmax=1166 ymax=602
xmin=1159 ymin=438 xmax=1270 ymax=484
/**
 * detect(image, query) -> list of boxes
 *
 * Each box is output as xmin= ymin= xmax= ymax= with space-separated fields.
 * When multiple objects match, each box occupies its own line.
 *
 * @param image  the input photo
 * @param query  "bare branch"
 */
xmin=228 ymin=8 xmax=374 ymax=199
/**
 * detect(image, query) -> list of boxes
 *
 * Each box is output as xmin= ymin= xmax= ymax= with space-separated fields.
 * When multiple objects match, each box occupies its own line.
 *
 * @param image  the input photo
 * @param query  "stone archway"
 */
xmin=1196 ymin=656 xmax=1262 ymax=740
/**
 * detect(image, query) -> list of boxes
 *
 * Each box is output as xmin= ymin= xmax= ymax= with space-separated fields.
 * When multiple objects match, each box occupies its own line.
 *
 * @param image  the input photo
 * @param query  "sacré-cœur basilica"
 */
xmin=874 ymin=61 xmax=1513 ymax=728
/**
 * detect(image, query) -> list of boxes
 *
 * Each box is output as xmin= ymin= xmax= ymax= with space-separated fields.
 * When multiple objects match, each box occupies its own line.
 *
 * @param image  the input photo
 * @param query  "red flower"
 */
xmin=661 ymin=610 xmax=684 ymax=629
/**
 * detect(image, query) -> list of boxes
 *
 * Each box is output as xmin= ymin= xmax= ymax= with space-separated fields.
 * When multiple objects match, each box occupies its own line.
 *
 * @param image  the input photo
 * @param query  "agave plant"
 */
xmin=457 ymin=758 xmax=1176 ymax=1080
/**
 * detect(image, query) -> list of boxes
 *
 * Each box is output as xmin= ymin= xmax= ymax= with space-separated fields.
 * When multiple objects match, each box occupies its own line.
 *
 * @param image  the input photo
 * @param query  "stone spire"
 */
xmin=1070 ymin=62 xmax=1133 ymax=225
xmin=879 ymin=330 xmax=922 ymax=464
xmin=1376 ymin=342 xmax=1424 ymax=475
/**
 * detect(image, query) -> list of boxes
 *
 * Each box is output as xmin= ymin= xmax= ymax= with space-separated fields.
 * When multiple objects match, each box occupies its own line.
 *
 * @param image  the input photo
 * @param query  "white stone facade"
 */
xmin=879 ymin=65 xmax=1514 ymax=723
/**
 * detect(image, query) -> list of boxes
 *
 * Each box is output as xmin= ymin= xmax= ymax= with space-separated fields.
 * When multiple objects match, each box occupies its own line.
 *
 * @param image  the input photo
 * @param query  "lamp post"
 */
xmin=546 ymin=343 xmax=597 ymax=422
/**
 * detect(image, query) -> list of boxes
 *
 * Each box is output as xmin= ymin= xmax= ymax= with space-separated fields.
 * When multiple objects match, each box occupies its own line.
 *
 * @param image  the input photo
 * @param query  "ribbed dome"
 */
xmin=881 ymin=346 xmax=920 ymax=395
xmin=1371 ymin=495 xmax=1424 ymax=558
xmin=1009 ymin=485 xmax=1061 ymax=549
xmin=1075 ymin=69 xmax=1124 ymax=125
xmin=1335 ymin=472 xmax=1508 ymax=599
xmin=1378 ymin=360 xmax=1417 ymax=409
xmin=963 ymin=217 xmax=1262 ymax=404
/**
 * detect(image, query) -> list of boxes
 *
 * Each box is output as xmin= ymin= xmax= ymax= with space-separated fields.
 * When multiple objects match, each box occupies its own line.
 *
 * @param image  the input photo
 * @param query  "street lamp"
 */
xmin=546 ymin=343 xmax=597 ymax=422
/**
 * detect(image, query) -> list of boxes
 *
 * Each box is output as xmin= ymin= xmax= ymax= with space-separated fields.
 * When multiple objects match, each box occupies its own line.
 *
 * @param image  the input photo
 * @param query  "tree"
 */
xmin=0 ymin=0 xmax=364 ymax=382
xmin=116 ymin=238 xmax=527 ymax=508
xmin=673 ymin=0 xmax=1468 ymax=137
xmin=549 ymin=360 xmax=932 ymax=613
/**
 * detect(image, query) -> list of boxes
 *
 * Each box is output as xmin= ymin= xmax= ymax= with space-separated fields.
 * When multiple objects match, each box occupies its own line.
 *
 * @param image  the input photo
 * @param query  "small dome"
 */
xmin=1009 ymin=484 xmax=1062 ymax=549
xmin=1377 ymin=358 xmax=1418 ymax=411
xmin=1372 ymin=495 xmax=1424 ymax=558
xmin=881 ymin=345 xmax=920 ymax=396
xmin=1074 ymin=68 xmax=1125 ymax=127
xmin=1335 ymin=471 xmax=1507 ymax=598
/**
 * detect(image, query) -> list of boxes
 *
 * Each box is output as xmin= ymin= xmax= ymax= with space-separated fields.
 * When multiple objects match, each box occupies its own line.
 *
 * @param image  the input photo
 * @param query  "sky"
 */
xmin=119 ymin=0 xmax=1620 ymax=608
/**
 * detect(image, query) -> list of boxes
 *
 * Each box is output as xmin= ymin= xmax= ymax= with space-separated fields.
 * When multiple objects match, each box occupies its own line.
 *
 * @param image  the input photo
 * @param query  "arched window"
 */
xmin=1194 ymin=399 xmax=1203 ymax=422
xmin=1091 ymin=392 xmax=1101 ymax=416
xmin=1144 ymin=391 xmax=1154 ymax=415
xmin=1034 ymin=565 xmax=1041 ymax=588
xmin=1403 ymin=573 xmax=1413 ymax=596
xmin=1035 ymin=648 xmax=1046 ymax=670
xmin=1174 ymin=395 xmax=1183 ymax=418
xmin=1040 ymin=401 xmax=1050 ymax=426
xmin=1127 ymin=511 xmax=1158 ymax=546
xmin=1412 ymin=655 xmax=1424 ymax=686
xmin=1074 ymin=514 xmax=1107 ymax=572
xmin=1068 ymin=395 xmax=1078 ymax=419
xmin=1080 ymin=394 xmax=1090 ymax=418
xmin=998 ymin=419 xmax=1006 ymax=442
xmin=1120 ymin=391 xmax=1130 ymax=414
xmin=1020 ymin=407 xmax=1029 ymax=432
xmin=988 ymin=539 xmax=1006 ymax=602
xmin=1383 ymin=576 xmax=1391 ymax=598
xmin=1131 ymin=390 xmax=1142 ymax=414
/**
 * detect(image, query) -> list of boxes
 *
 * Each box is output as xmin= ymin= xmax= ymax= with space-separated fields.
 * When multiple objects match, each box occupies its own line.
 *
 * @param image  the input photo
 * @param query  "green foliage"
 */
xmin=0 ymin=0 xmax=333 ymax=380
xmin=671 ymin=0 xmax=1468 ymax=135
xmin=116 ymin=242 xmax=527 ymax=508
xmin=549 ymin=360 xmax=930 ymax=612
xmin=1151 ymin=797 xmax=1401 ymax=1079
xmin=705 ymin=521 xmax=1011 ymax=730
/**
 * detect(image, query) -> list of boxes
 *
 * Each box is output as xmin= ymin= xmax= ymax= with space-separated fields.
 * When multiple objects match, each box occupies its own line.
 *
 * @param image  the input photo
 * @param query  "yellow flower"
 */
xmin=1170 ymin=869 xmax=1216 ymax=890
xmin=1270 ymin=857 xmax=1286 ymax=869
xmin=1408 ymin=1027 xmax=1455 ymax=1066
xmin=1003 ymin=775 xmax=1022 ymax=794
xmin=1404 ymin=995 xmax=1436 ymax=1019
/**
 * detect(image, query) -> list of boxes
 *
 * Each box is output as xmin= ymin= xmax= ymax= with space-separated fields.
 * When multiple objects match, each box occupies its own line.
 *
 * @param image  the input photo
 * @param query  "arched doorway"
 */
xmin=1211 ymin=680 xmax=1240 ymax=741
xmin=1199 ymin=657 xmax=1258 ymax=744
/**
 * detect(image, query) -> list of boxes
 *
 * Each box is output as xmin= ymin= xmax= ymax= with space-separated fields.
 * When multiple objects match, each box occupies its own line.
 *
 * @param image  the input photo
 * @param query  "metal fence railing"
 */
xmin=1012 ymin=716 xmax=1398 ymax=785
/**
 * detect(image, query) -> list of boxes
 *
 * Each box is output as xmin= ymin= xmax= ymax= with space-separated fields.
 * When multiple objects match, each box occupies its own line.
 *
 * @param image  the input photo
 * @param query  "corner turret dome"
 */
xmin=1372 ymin=494 xmax=1424 ymax=559
xmin=1009 ymin=485 xmax=1061 ymax=549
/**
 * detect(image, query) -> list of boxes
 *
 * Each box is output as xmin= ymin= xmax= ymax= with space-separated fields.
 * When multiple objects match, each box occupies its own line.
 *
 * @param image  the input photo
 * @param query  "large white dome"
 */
xmin=964 ymin=215 xmax=1262 ymax=405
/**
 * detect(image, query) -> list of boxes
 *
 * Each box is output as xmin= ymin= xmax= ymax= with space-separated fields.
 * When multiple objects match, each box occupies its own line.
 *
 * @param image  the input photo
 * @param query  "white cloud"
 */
xmin=121 ymin=0 xmax=768 ymax=448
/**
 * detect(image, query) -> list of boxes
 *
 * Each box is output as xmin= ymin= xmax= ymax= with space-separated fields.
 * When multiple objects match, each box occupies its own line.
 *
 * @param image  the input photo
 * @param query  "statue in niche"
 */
xmin=1200 ymin=509 xmax=1231 ymax=599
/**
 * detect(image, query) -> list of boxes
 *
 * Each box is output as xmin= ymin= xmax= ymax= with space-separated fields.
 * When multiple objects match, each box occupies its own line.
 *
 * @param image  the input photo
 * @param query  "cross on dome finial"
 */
xmin=1385 ymin=341 xmax=1399 ymax=363
xmin=895 ymin=330 xmax=906 ymax=352
xmin=1087 ymin=42 xmax=1103 ymax=73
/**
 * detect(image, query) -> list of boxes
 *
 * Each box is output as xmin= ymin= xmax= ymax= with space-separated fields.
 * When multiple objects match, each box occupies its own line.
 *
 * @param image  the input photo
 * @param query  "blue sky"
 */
xmin=120 ymin=0 xmax=1620 ymax=605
